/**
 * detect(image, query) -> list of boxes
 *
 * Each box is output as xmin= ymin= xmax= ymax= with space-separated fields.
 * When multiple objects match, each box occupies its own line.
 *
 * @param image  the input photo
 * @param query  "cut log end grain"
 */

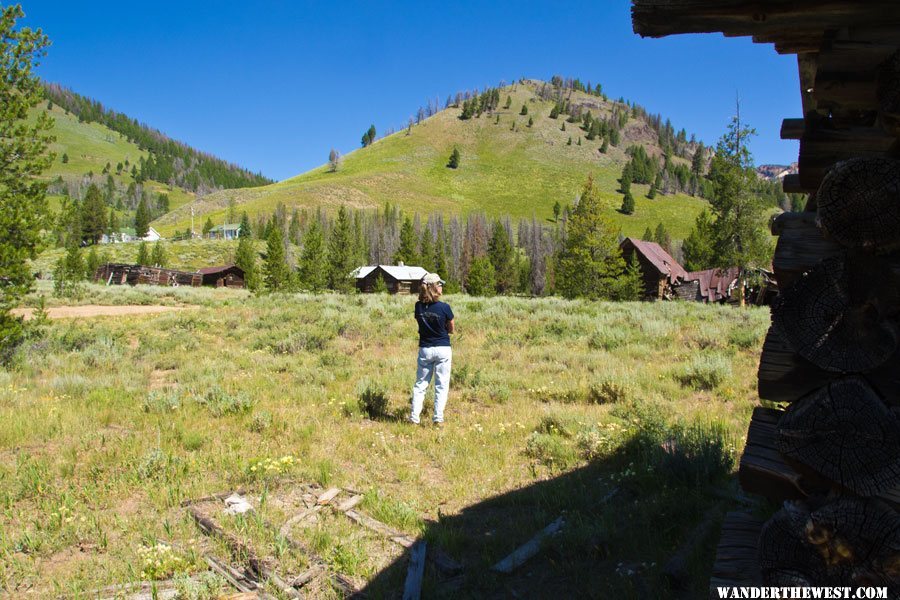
xmin=759 ymin=497 xmax=900 ymax=593
xmin=817 ymin=157 xmax=900 ymax=251
xmin=772 ymin=253 xmax=900 ymax=372
xmin=777 ymin=377 xmax=900 ymax=496
xmin=878 ymin=50 xmax=900 ymax=136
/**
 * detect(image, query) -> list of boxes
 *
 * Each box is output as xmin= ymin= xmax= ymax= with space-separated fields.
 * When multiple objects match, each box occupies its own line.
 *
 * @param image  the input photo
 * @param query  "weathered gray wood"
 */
xmin=336 ymin=494 xmax=364 ymax=512
xmin=772 ymin=253 xmax=900 ymax=372
xmin=317 ymin=487 xmax=342 ymax=504
xmin=402 ymin=541 xmax=427 ymax=600
xmin=770 ymin=212 xmax=843 ymax=291
xmin=343 ymin=509 xmax=415 ymax=547
xmin=709 ymin=511 xmax=764 ymax=599
xmin=490 ymin=516 xmax=565 ymax=574
xmin=280 ymin=487 xmax=342 ymax=537
xmin=205 ymin=555 xmax=256 ymax=592
xmin=777 ymin=377 xmax=900 ymax=496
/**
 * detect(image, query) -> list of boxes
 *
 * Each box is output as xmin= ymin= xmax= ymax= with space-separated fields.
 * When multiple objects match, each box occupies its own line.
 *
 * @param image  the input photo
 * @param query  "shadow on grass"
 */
xmin=357 ymin=420 xmax=741 ymax=599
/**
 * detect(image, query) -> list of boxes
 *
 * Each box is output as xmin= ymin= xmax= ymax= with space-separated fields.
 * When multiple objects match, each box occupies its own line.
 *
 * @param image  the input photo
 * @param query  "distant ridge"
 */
xmin=41 ymin=82 xmax=272 ymax=194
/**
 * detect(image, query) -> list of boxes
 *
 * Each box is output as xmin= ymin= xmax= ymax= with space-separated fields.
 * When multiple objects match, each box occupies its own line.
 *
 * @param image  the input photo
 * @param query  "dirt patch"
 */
xmin=12 ymin=305 xmax=187 ymax=320
xmin=149 ymin=369 xmax=178 ymax=391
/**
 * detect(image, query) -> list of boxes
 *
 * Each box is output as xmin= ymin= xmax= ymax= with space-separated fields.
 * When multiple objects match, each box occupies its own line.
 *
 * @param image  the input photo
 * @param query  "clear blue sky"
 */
xmin=22 ymin=1 xmax=801 ymax=182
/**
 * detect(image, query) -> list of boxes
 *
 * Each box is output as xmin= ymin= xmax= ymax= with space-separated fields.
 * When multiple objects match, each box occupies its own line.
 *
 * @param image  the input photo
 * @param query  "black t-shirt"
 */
xmin=414 ymin=301 xmax=454 ymax=347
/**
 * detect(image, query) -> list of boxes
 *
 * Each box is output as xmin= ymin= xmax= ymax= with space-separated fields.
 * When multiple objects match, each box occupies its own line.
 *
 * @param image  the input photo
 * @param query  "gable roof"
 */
xmin=209 ymin=223 xmax=241 ymax=232
xmin=685 ymin=267 xmax=741 ymax=302
xmin=621 ymin=237 xmax=688 ymax=283
xmin=197 ymin=264 xmax=243 ymax=275
xmin=352 ymin=265 xmax=428 ymax=281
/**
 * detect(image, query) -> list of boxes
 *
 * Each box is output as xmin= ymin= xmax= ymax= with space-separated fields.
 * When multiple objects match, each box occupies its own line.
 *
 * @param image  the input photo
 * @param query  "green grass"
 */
xmin=153 ymin=81 xmax=709 ymax=239
xmin=0 ymin=285 xmax=769 ymax=596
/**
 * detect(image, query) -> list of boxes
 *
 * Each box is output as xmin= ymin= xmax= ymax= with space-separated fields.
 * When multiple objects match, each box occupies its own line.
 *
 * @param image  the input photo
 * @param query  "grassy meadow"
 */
xmin=0 ymin=284 xmax=770 ymax=598
xmin=153 ymin=81 xmax=709 ymax=240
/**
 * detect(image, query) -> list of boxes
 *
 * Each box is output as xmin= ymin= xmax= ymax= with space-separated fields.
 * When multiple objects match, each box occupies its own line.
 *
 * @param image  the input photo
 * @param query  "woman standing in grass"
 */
xmin=410 ymin=272 xmax=454 ymax=426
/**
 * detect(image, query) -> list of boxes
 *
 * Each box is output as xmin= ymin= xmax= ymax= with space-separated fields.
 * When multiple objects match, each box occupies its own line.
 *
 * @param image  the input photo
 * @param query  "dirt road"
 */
xmin=11 ymin=305 xmax=187 ymax=320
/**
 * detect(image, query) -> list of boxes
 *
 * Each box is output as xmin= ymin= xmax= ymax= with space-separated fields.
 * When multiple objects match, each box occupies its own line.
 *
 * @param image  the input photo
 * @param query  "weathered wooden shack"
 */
xmin=633 ymin=1 xmax=900 ymax=595
xmin=94 ymin=263 xmax=202 ymax=287
xmin=671 ymin=266 xmax=741 ymax=303
xmin=353 ymin=264 xmax=428 ymax=294
xmin=619 ymin=237 xmax=688 ymax=300
xmin=197 ymin=265 xmax=245 ymax=288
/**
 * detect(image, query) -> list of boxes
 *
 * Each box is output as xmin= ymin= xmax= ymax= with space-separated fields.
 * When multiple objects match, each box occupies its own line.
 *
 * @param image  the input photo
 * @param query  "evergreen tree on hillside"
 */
xmin=327 ymin=206 xmax=355 ymax=292
xmin=448 ymin=147 xmax=460 ymax=169
xmin=264 ymin=225 xmax=290 ymax=292
xmin=299 ymin=219 xmax=327 ymax=292
xmin=239 ymin=212 xmax=252 ymax=238
xmin=654 ymin=223 xmax=672 ymax=254
xmin=202 ymin=217 xmax=214 ymax=236
xmin=361 ymin=124 xmax=376 ymax=147
xmin=81 ymin=184 xmax=107 ymax=244
xmin=504 ymin=95 xmax=512 ymax=109
xmin=600 ymin=138 xmax=608 ymax=153
xmin=465 ymin=256 xmax=496 ymax=297
xmin=234 ymin=233 xmax=260 ymax=291
xmin=136 ymin=242 xmax=150 ymax=266
xmin=0 ymin=4 xmax=54 ymax=359
xmin=553 ymin=201 xmax=561 ymax=223
xmin=433 ymin=228 xmax=449 ymax=280
xmin=107 ymin=207 xmax=118 ymax=235
xmin=556 ymin=175 xmax=631 ymax=300
xmin=394 ymin=217 xmax=419 ymax=265
xmin=150 ymin=240 xmax=167 ymax=268
xmin=527 ymin=116 xmax=533 ymax=127
xmin=549 ymin=104 xmax=560 ymax=119
xmin=561 ymin=122 xmax=566 ymax=132
xmin=488 ymin=220 xmax=515 ymax=294
xmin=691 ymin=141 xmax=706 ymax=176
xmin=642 ymin=227 xmax=654 ymax=241
xmin=620 ymin=190 xmax=635 ymax=215
xmin=134 ymin=198 xmax=150 ymax=238
xmin=520 ymin=104 xmax=528 ymax=116
xmin=61 ymin=152 xmax=68 ymax=164
xmin=85 ymin=245 xmax=101 ymax=279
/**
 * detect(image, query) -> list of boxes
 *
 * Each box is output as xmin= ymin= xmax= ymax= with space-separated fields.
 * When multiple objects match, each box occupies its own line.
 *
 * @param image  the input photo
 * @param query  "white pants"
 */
xmin=410 ymin=346 xmax=452 ymax=423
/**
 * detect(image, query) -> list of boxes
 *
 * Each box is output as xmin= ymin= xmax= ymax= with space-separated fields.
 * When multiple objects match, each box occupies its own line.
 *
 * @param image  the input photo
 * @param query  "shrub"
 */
xmin=535 ymin=414 xmax=579 ymax=438
xmin=589 ymin=378 xmax=631 ymax=404
xmin=728 ymin=327 xmax=763 ymax=349
xmin=358 ymin=380 xmax=389 ymax=419
xmin=524 ymin=432 xmax=577 ymax=469
xmin=529 ymin=386 xmax=584 ymax=404
xmin=249 ymin=410 xmax=273 ymax=433
xmin=194 ymin=386 xmax=254 ymax=416
xmin=451 ymin=363 xmax=483 ymax=388
xmin=142 ymin=390 xmax=180 ymax=413
xmin=588 ymin=326 xmax=627 ymax=350
xmin=677 ymin=355 xmax=732 ymax=390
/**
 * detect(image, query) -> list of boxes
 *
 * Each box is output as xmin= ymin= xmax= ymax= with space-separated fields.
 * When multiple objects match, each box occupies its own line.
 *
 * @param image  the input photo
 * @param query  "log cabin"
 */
xmin=353 ymin=263 xmax=428 ymax=294
xmin=632 ymin=1 xmax=900 ymax=595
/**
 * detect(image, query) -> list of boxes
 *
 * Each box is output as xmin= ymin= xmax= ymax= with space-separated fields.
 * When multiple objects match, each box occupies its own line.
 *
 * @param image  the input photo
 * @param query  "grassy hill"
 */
xmin=154 ymin=80 xmax=710 ymax=239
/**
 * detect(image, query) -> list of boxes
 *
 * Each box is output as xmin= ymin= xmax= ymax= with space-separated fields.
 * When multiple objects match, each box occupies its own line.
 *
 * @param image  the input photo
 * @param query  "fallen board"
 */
xmin=708 ymin=511 xmax=765 ymax=599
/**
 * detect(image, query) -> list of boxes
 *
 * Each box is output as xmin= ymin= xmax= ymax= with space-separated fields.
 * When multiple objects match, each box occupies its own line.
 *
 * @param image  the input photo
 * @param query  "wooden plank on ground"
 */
xmin=663 ymin=507 xmax=723 ymax=589
xmin=402 ymin=540 xmax=427 ymax=600
xmin=491 ymin=516 xmax=565 ymax=574
xmin=709 ymin=511 xmax=764 ymax=600
xmin=344 ymin=509 xmax=416 ymax=547
xmin=336 ymin=494 xmax=363 ymax=512
xmin=317 ymin=487 xmax=342 ymax=504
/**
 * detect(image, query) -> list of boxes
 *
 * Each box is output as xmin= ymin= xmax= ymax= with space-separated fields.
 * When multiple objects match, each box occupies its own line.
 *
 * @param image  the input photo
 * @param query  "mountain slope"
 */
xmin=156 ymin=80 xmax=710 ymax=239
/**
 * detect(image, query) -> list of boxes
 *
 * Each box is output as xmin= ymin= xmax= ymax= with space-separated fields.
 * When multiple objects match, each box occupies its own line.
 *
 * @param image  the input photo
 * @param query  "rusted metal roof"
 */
xmin=621 ymin=237 xmax=689 ymax=284
xmin=197 ymin=264 xmax=242 ymax=275
xmin=685 ymin=267 xmax=741 ymax=302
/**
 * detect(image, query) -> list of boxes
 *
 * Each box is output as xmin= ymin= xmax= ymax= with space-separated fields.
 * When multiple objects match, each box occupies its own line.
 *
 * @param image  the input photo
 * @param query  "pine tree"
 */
xmin=134 ymin=197 xmax=150 ymax=238
xmin=419 ymin=229 xmax=435 ymax=273
xmin=567 ymin=137 xmax=572 ymax=146
xmin=549 ymin=104 xmax=560 ymax=119
xmin=394 ymin=217 xmax=419 ymax=265
xmin=642 ymin=227 xmax=654 ymax=241
xmin=620 ymin=190 xmax=635 ymax=215
xmin=202 ymin=217 xmax=214 ymax=236
xmin=234 ymin=233 xmax=260 ymax=291
xmin=707 ymin=106 xmax=771 ymax=304
xmin=504 ymin=95 xmax=512 ymax=109
xmin=620 ymin=167 xmax=632 ymax=194
xmin=433 ymin=227 xmax=448 ymax=281
xmin=108 ymin=207 xmax=118 ymax=236
xmin=654 ymin=223 xmax=672 ymax=254
xmin=448 ymin=147 xmax=460 ymax=169
xmin=682 ymin=209 xmax=716 ymax=271
xmin=136 ymin=241 xmax=150 ymax=266
xmin=553 ymin=201 xmax=561 ymax=222
xmin=465 ymin=256 xmax=496 ymax=296
xmin=600 ymin=139 xmax=608 ymax=153
xmin=150 ymin=240 xmax=167 ymax=267
xmin=577 ymin=137 xmax=582 ymax=146
xmin=555 ymin=175 xmax=629 ymax=300
xmin=361 ymin=124 xmax=376 ymax=147
xmin=488 ymin=220 xmax=515 ymax=294
xmin=527 ymin=116 xmax=533 ymax=127
xmin=561 ymin=122 xmax=566 ymax=132
xmin=81 ymin=184 xmax=107 ymax=244
xmin=239 ymin=212 xmax=252 ymax=238
xmin=263 ymin=225 xmax=290 ymax=292
xmin=327 ymin=206 xmax=354 ymax=292
xmin=0 ymin=5 xmax=54 ymax=359
xmin=53 ymin=241 xmax=84 ymax=298
xmin=298 ymin=219 xmax=327 ymax=292
xmin=520 ymin=104 xmax=528 ymax=116
xmin=61 ymin=152 xmax=68 ymax=163
xmin=328 ymin=148 xmax=341 ymax=172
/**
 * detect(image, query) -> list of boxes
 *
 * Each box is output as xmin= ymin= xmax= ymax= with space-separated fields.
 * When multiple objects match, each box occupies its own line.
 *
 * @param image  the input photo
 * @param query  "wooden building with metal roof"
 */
xmin=632 ymin=1 xmax=900 ymax=595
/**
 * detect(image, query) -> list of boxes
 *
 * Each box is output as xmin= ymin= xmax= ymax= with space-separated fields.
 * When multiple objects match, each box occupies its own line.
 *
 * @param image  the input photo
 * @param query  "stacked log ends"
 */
xmin=772 ymin=253 xmax=900 ymax=373
xmin=817 ymin=158 xmax=900 ymax=252
xmin=758 ymin=497 xmax=900 ymax=593
xmin=877 ymin=50 xmax=900 ymax=136
xmin=776 ymin=377 xmax=900 ymax=496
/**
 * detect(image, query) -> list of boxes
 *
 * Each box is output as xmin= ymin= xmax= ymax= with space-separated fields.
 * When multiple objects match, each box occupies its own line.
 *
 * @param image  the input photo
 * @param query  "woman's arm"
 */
xmin=447 ymin=319 xmax=455 ymax=334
